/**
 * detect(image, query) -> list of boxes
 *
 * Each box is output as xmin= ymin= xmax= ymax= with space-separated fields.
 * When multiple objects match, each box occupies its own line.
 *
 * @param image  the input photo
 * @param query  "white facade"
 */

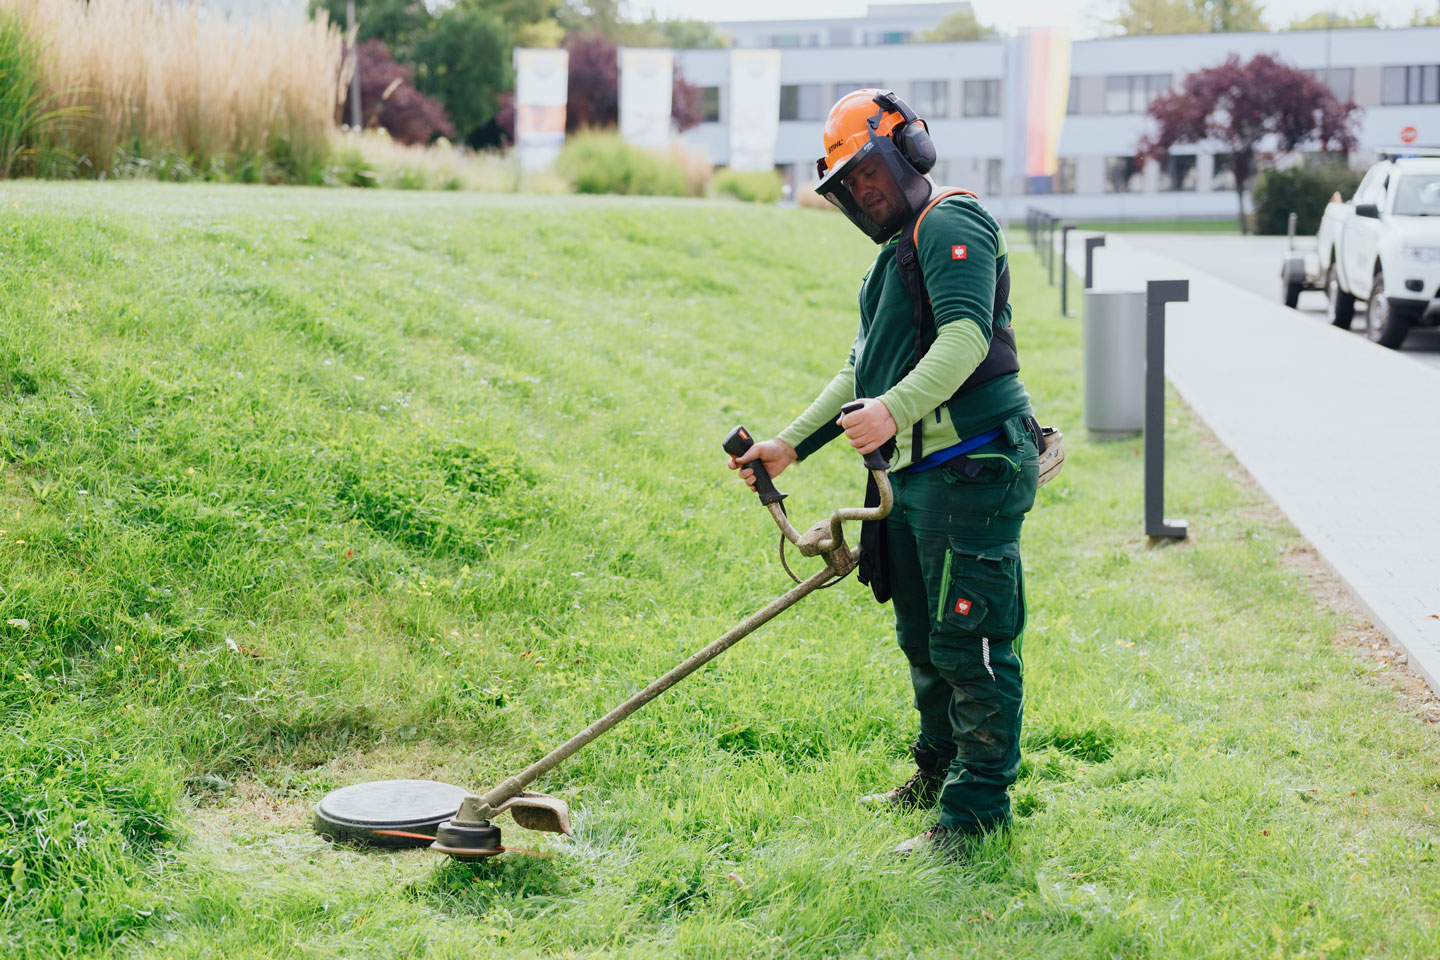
xmin=717 ymin=2 xmax=972 ymax=49
xmin=676 ymin=25 xmax=1440 ymax=221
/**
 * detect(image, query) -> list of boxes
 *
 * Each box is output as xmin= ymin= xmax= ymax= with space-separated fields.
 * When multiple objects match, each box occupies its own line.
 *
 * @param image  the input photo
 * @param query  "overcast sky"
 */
xmin=635 ymin=0 xmax=1438 ymax=37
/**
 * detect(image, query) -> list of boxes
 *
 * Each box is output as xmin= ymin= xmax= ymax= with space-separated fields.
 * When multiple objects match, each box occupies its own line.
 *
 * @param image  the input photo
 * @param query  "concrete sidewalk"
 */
xmin=1062 ymin=233 xmax=1440 ymax=689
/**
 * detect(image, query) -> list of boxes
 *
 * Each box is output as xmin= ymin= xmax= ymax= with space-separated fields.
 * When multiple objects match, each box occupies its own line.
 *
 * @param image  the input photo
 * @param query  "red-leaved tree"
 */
xmin=1138 ymin=53 xmax=1359 ymax=234
xmin=343 ymin=39 xmax=455 ymax=145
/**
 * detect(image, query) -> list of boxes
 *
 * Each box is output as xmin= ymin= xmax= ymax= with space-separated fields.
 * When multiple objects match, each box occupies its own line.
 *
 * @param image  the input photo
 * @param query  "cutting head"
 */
xmin=313 ymin=779 xmax=468 ymax=848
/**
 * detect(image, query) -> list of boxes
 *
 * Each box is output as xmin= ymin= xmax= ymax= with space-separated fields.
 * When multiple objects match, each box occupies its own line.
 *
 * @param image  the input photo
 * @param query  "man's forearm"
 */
xmin=777 ymin=362 xmax=855 ymax=459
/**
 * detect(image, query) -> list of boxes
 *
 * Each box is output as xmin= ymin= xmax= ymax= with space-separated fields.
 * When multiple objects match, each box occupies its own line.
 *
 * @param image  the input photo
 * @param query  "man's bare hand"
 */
xmin=837 ymin=398 xmax=896 ymax=455
xmin=726 ymin=437 xmax=797 ymax=489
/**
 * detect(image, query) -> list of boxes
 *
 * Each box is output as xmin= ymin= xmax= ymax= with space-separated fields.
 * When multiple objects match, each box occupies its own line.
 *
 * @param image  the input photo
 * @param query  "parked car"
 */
xmin=1311 ymin=151 xmax=1440 ymax=348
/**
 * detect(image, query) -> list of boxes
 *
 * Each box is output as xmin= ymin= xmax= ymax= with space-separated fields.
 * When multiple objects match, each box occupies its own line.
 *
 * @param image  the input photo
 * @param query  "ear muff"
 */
xmin=894 ymin=118 xmax=936 ymax=174
xmin=868 ymin=91 xmax=936 ymax=175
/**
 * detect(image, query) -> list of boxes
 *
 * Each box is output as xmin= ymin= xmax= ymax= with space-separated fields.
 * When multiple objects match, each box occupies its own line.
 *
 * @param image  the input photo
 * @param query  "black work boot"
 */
xmin=859 ymin=743 xmax=946 ymax=810
xmin=891 ymin=822 xmax=972 ymax=862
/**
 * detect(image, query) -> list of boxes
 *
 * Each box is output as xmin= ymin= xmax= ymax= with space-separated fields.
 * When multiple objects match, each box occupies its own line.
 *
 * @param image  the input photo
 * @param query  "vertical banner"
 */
xmin=1004 ymin=28 xmax=1072 ymax=188
xmin=618 ymin=47 xmax=675 ymax=151
xmin=514 ymin=47 xmax=569 ymax=172
xmin=728 ymin=48 xmax=781 ymax=172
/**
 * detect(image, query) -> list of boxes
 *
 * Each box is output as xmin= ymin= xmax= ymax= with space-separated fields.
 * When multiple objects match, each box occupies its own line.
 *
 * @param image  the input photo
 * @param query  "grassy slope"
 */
xmin=1 ymin=182 xmax=1438 ymax=959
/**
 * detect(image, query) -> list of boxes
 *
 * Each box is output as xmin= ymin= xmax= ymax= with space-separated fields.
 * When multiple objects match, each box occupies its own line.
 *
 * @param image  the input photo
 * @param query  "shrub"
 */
xmin=1252 ymin=161 xmax=1363 ymax=236
xmin=713 ymin=168 xmax=783 ymax=203
xmin=328 ymin=128 xmax=569 ymax=192
xmin=343 ymin=38 xmax=453 ymax=146
xmin=555 ymin=129 xmax=707 ymax=197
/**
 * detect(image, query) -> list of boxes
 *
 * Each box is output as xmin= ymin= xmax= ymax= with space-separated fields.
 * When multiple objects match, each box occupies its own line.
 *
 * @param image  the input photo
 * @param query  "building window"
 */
xmin=1212 ymin=153 xmax=1236 ymax=192
xmin=1161 ymin=154 xmax=1197 ymax=192
xmin=699 ymin=86 xmax=720 ymax=123
xmin=1057 ymin=157 xmax=1077 ymax=194
xmin=829 ymin=27 xmax=853 ymax=45
xmin=833 ymin=82 xmax=881 ymax=102
xmin=1105 ymin=156 xmax=1142 ymax=193
xmin=772 ymin=33 xmax=800 ymax=48
xmin=1067 ymin=77 xmax=1080 ymax=115
xmin=779 ymin=84 xmax=823 ymax=122
xmin=1105 ymin=74 xmax=1171 ymax=114
xmin=963 ymin=79 xmax=1001 ymax=117
xmin=1382 ymin=65 xmax=1440 ymax=105
xmin=1305 ymin=67 xmax=1354 ymax=103
xmin=911 ymin=80 xmax=949 ymax=118
xmin=986 ymin=158 xmax=1002 ymax=196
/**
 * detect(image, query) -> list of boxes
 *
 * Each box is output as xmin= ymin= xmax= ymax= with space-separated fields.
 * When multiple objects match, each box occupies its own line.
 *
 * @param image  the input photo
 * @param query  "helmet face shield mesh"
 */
xmin=815 ymin=136 xmax=932 ymax=243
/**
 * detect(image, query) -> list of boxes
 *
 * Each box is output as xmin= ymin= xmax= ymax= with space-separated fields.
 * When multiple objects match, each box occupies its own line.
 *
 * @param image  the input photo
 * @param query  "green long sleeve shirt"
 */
xmin=779 ymin=192 xmax=1031 ymax=471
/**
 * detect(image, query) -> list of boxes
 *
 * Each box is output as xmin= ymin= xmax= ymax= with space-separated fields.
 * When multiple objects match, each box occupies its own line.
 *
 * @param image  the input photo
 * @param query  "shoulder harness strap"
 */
xmin=894 ymin=189 xmax=1019 ymax=464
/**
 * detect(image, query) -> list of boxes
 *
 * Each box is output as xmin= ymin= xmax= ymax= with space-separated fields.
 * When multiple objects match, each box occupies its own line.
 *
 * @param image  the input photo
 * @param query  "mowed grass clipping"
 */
xmin=1 ymin=181 xmax=1438 ymax=959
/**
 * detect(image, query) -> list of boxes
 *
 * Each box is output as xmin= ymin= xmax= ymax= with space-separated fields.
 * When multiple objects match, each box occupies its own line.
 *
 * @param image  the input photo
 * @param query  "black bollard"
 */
xmin=1061 ymin=223 xmax=1075 ymax=316
xmin=1084 ymin=235 xmax=1106 ymax=289
xmin=1145 ymin=279 xmax=1189 ymax=540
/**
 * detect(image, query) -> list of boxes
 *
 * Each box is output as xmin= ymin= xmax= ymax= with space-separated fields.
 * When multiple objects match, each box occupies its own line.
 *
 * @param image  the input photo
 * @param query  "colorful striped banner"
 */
xmin=1004 ymin=27 xmax=1072 ymax=184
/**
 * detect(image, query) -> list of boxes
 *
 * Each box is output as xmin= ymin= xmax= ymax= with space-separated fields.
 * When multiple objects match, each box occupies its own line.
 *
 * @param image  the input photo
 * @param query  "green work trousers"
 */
xmin=886 ymin=414 xmax=1038 ymax=835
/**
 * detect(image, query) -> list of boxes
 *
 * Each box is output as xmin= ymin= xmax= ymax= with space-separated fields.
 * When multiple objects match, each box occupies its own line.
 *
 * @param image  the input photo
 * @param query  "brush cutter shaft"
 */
xmin=478 ymin=558 xmax=844 ymax=811
xmin=458 ymin=442 xmax=894 ymax=824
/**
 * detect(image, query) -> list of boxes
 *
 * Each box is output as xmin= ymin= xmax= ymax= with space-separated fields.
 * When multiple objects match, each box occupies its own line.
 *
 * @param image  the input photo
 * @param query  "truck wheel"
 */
xmin=1326 ymin=263 xmax=1355 ymax=329
xmin=1365 ymin=268 xmax=1410 ymax=349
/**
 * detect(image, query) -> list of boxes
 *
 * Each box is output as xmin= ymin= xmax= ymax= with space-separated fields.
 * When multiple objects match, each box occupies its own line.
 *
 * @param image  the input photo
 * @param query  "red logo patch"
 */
xmin=955 ymin=597 xmax=972 ymax=615
xmin=952 ymin=245 xmax=967 ymax=260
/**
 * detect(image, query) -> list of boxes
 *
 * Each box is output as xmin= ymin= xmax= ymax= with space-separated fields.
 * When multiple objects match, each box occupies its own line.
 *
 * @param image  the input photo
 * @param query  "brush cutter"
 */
xmin=313 ymin=401 xmax=893 ymax=860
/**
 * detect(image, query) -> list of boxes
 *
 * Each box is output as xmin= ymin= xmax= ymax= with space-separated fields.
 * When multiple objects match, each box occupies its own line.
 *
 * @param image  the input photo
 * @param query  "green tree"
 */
xmin=310 ymin=0 xmax=430 ymax=60
xmin=656 ymin=18 xmax=726 ymax=48
xmin=412 ymin=2 xmax=514 ymax=145
xmin=1411 ymin=5 xmax=1440 ymax=25
xmin=1196 ymin=0 xmax=1266 ymax=30
xmin=918 ymin=9 xmax=997 ymax=41
xmin=1107 ymin=0 xmax=1266 ymax=34
xmin=1107 ymin=0 xmax=1207 ymax=34
xmin=1289 ymin=10 xmax=1382 ymax=28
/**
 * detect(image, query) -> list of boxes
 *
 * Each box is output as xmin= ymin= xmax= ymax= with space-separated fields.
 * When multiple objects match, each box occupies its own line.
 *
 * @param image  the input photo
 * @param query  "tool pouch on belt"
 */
xmin=1035 ymin=425 xmax=1065 ymax=486
xmin=856 ymin=438 xmax=896 ymax=604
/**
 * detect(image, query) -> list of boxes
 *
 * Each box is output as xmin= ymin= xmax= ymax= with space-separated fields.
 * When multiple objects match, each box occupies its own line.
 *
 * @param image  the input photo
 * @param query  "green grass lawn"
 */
xmin=3 ymin=182 xmax=1439 ymax=959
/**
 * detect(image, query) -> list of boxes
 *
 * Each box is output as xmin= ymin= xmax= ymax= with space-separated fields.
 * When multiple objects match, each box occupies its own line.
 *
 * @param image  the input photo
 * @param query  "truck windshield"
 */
xmin=1392 ymin=175 xmax=1440 ymax=216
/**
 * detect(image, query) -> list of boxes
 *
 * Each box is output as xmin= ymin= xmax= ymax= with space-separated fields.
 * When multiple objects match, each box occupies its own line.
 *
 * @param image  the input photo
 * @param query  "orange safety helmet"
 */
xmin=820 ymin=90 xmax=905 ymax=176
xmin=817 ymin=89 xmax=937 ymax=183
xmin=815 ymin=90 xmax=937 ymax=242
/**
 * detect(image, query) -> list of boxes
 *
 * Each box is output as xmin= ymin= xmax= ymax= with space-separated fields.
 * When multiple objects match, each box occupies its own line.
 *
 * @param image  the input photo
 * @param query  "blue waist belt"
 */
xmin=901 ymin=426 xmax=1004 ymax=473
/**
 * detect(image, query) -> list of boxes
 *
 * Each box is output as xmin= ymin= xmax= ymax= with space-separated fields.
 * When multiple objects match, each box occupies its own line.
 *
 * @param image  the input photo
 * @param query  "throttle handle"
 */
xmin=722 ymin=425 xmax=788 ymax=506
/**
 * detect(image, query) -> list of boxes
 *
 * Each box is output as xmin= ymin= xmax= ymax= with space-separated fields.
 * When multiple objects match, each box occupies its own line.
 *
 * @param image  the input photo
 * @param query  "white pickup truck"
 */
xmin=1313 ymin=153 xmax=1440 ymax=348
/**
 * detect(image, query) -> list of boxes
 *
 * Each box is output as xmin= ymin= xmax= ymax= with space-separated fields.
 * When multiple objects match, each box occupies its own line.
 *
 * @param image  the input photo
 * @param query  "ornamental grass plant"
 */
xmin=0 ymin=0 xmax=346 ymax=181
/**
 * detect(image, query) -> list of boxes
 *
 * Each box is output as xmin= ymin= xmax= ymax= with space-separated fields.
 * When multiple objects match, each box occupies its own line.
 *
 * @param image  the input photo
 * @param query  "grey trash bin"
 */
xmin=1083 ymin=289 xmax=1145 ymax=437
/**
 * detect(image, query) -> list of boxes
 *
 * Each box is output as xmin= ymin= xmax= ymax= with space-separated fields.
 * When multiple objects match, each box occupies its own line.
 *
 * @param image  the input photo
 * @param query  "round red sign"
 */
xmin=1401 ymin=125 xmax=1418 ymax=144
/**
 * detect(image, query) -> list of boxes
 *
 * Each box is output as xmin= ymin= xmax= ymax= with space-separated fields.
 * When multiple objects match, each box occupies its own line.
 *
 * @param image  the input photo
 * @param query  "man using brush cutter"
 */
xmin=728 ymin=89 xmax=1041 ymax=860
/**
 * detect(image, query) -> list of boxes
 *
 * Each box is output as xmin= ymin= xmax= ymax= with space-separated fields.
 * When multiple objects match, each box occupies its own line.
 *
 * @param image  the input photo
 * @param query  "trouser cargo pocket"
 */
xmin=935 ymin=538 xmax=1024 ymax=646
